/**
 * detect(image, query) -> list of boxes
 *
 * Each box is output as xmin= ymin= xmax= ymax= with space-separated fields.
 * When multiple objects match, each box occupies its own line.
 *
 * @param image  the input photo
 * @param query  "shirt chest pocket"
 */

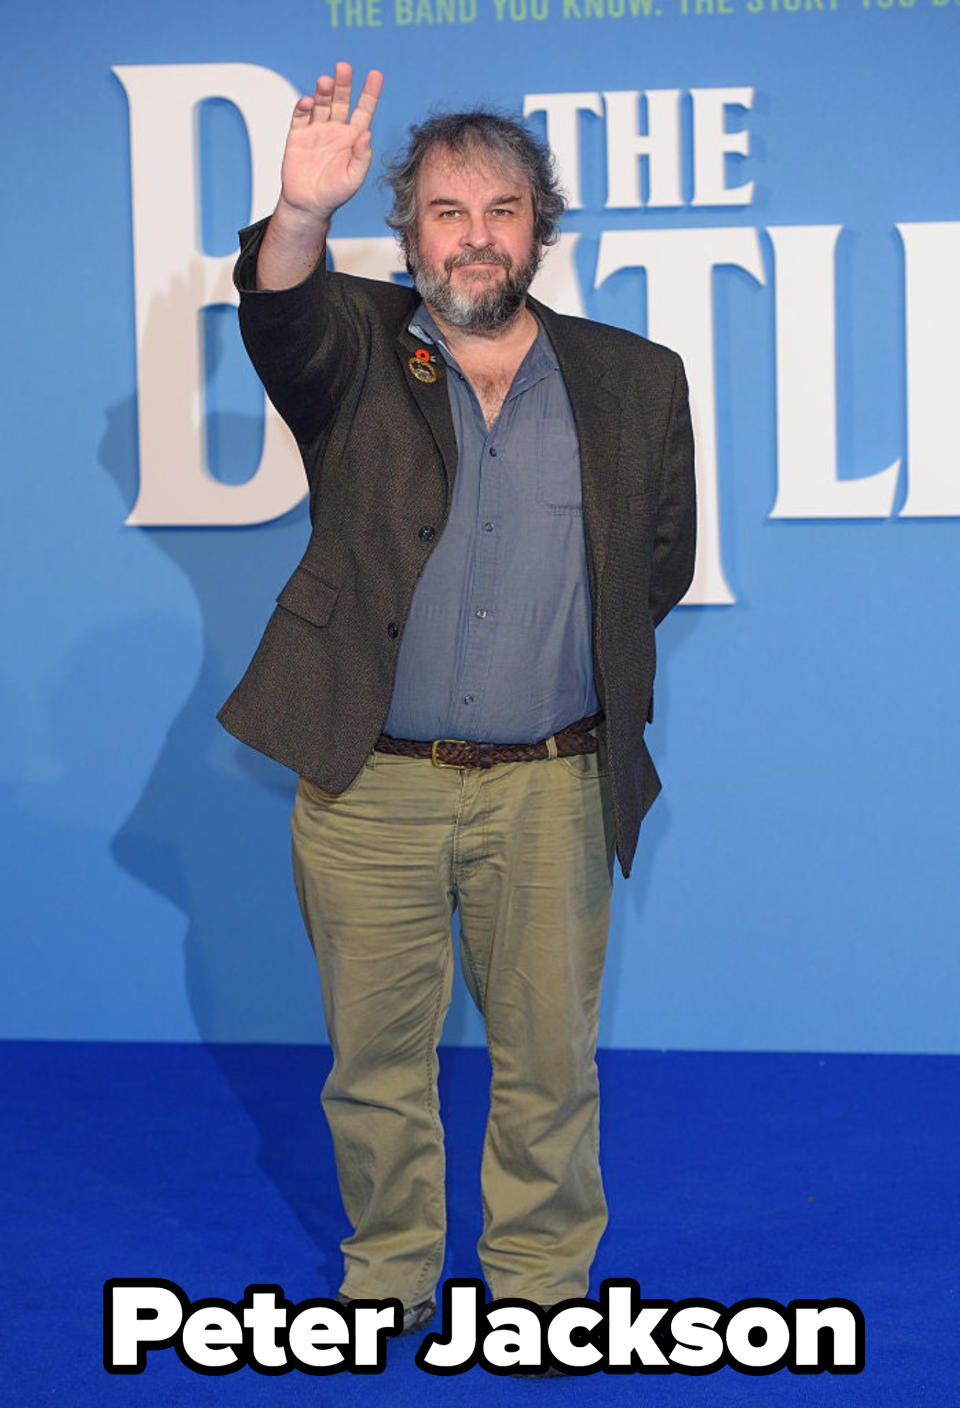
xmin=537 ymin=416 xmax=583 ymax=513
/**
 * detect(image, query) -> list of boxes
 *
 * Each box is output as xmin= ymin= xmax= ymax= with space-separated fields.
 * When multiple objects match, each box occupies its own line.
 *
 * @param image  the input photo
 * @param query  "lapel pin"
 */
xmin=408 ymin=347 xmax=438 ymax=384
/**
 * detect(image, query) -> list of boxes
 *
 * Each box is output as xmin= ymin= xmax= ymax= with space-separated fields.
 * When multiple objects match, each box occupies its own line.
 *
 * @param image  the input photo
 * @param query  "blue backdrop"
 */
xmin=4 ymin=0 xmax=958 ymax=1051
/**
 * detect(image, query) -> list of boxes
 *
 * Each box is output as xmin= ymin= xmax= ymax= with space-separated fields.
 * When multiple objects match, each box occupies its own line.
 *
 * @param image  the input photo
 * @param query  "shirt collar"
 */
xmin=408 ymin=301 xmax=560 ymax=390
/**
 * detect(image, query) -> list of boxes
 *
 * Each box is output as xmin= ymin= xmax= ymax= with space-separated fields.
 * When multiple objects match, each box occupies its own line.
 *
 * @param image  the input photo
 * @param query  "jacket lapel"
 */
xmin=531 ymin=298 xmax=623 ymax=586
xmin=395 ymin=328 xmax=459 ymax=506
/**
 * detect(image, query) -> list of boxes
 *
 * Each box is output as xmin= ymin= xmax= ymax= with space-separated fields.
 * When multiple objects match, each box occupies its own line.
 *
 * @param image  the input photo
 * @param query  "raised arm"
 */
xmin=257 ymin=62 xmax=384 ymax=290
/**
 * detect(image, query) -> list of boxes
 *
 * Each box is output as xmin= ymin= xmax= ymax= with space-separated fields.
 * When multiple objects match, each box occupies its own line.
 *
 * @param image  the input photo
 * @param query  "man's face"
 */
xmin=408 ymin=145 xmax=540 ymax=333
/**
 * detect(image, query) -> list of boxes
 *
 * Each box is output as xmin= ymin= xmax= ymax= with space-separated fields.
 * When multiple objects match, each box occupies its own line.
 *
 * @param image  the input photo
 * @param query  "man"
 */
xmin=219 ymin=63 xmax=695 ymax=1333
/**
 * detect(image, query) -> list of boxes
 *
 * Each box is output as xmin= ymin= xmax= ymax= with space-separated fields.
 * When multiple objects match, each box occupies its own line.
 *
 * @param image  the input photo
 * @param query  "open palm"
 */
xmin=281 ymin=63 xmax=384 ymax=220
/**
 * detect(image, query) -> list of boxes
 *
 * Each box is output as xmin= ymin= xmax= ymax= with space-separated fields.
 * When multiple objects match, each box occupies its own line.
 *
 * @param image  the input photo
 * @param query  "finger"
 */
xmin=310 ymin=73 xmax=334 ymax=122
xmin=351 ymin=129 xmax=373 ymax=162
xmin=350 ymin=69 xmax=383 ymax=131
xmin=347 ymin=132 xmax=374 ymax=184
xmin=290 ymin=95 xmax=314 ymax=127
xmin=330 ymin=61 xmax=353 ymax=123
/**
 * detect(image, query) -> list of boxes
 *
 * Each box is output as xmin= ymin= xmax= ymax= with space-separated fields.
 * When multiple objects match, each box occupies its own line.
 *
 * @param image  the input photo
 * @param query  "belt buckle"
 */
xmin=431 ymin=737 xmax=470 ymax=768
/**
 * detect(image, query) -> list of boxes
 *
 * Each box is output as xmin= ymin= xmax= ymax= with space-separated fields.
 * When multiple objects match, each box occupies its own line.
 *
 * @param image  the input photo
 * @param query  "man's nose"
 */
xmin=460 ymin=213 xmax=493 ymax=248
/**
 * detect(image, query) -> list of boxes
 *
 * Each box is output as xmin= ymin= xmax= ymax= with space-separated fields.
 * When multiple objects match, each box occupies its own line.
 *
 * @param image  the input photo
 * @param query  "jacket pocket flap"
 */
xmin=276 ymin=565 xmax=339 ymax=628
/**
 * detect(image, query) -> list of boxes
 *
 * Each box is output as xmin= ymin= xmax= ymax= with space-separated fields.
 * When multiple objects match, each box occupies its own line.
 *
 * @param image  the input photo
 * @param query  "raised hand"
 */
xmin=280 ymin=63 xmax=384 ymax=223
xmin=257 ymin=62 xmax=384 ymax=288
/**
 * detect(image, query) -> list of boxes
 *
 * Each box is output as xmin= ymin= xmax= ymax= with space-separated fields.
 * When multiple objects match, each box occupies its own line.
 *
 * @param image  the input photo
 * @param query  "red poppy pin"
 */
xmin=408 ymin=347 xmax=438 ymax=384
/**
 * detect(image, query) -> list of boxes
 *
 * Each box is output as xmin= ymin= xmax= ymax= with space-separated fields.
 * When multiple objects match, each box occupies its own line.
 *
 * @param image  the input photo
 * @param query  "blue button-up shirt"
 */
xmin=382 ymin=304 xmax=599 ymax=744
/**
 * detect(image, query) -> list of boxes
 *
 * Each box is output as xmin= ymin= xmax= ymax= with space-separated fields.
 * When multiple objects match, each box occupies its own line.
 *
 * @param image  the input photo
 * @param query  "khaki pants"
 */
xmin=290 ymin=727 xmax=616 ymax=1306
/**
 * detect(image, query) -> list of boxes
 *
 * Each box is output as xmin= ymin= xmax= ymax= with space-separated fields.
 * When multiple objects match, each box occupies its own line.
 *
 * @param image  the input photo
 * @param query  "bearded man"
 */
xmin=218 ymin=63 xmax=696 ymax=1334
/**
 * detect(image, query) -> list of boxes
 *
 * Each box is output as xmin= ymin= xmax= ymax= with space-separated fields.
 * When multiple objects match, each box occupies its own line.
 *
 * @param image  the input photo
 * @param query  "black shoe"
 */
xmin=336 ymin=1292 xmax=436 ymax=1336
xmin=399 ymin=1298 xmax=437 ymax=1334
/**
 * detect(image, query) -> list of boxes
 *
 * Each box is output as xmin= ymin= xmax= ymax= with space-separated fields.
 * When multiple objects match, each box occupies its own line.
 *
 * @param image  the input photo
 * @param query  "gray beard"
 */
xmin=410 ymin=246 xmax=540 ymax=334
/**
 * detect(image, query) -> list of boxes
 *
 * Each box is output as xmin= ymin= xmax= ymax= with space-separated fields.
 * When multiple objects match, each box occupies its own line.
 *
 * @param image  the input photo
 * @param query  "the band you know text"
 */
xmin=104 ymin=1277 xmax=865 ymax=1376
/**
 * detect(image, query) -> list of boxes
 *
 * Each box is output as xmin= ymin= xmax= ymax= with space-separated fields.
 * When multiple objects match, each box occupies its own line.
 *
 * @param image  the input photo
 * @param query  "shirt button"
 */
xmin=463 ymin=694 xmax=474 ymax=705
xmin=488 ymin=447 xmax=497 ymax=457
xmin=418 ymin=524 xmax=436 ymax=542
xmin=475 ymin=609 xmax=487 ymax=619
xmin=387 ymin=622 xmax=399 ymax=639
xmin=482 ymin=521 xmax=495 ymax=532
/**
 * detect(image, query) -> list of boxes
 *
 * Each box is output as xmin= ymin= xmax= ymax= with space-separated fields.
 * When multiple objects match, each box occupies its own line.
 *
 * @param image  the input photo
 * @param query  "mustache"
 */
xmin=445 ymin=249 xmax=511 ymax=273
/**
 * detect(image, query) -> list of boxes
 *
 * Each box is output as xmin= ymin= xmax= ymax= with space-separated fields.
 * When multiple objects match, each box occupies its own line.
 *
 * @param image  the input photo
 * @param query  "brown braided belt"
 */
xmin=375 ymin=712 xmax=604 ymax=770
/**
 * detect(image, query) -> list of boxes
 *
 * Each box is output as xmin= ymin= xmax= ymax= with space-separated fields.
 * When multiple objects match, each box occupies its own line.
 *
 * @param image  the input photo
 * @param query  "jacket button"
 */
xmin=387 ymin=621 xmax=399 ymax=639
xmin=418 ymin=524 xmax=436 ymax=542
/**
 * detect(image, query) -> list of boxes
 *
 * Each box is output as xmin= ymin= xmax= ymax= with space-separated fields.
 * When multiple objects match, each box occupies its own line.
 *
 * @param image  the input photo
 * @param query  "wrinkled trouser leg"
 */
xmin=291 ymin=755 xmax=456 ymax=1304
xmin=456 ymin=734 xmax=616 ymax=1302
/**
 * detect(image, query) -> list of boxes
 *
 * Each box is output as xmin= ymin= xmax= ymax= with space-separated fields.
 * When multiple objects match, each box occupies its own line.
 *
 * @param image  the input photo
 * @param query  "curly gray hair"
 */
xmin=383 ymin=110 xmax=566 ymax=272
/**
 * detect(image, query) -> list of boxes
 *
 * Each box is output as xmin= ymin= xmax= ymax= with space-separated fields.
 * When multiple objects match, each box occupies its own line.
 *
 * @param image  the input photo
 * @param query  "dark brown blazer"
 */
xmin=218 ymin=221 xmax=696 ymax=877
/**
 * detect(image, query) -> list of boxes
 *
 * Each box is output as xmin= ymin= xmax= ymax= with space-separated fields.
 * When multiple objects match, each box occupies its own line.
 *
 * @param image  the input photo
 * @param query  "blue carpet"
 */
xmin=2 ymin=1043 xmax=956 ymax=1405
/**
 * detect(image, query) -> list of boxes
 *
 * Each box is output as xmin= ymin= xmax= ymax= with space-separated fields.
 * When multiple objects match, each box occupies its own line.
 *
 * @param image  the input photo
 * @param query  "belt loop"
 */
xmin=545 ymin=734 xmax=559 ymax=760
